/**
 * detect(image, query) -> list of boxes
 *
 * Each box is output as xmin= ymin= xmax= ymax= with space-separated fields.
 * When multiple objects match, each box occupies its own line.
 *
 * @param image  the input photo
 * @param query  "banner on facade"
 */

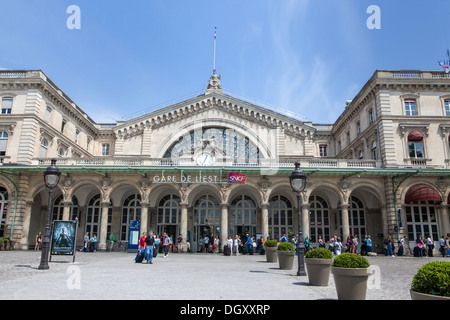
xmin=50 ymin=220 xmax=78 ymax=256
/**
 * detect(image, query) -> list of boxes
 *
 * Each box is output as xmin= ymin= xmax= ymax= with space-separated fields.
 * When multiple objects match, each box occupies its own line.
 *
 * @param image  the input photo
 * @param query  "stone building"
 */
xmin=0 ymin=69 xmax=449 ymax=253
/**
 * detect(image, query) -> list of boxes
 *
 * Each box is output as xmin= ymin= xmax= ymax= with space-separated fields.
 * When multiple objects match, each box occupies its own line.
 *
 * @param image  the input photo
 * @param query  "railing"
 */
xmin=32 ymin=157 xmax=383 ymax=169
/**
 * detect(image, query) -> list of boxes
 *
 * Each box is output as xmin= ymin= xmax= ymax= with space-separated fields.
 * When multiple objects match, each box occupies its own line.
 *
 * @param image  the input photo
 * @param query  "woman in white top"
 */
xmin=334 ymin=237 xmax=343 ymax=256
xmin=227 ymin=236 xmax=233 ymax=256
xmin=233 ymin=235 xmax=240 ymax=256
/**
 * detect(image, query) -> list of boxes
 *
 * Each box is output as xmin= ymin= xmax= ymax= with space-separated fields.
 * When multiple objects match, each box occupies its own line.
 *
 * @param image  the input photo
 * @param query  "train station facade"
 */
xmin=0 ymin=69 xmax=449 ymax=253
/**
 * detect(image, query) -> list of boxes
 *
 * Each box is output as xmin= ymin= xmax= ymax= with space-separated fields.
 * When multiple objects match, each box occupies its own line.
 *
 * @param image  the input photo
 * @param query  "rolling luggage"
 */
xmin=413 ymin=246 xmax=419 ymax=257
xmin=223 ymin=245 xmax=231 ymax=256
xmin=135 ymin=250 xmax=144 ymax=263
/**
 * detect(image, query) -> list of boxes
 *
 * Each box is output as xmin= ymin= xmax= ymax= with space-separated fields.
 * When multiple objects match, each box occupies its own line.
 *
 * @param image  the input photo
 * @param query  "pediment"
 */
xmin=114 ymin=92 xmax=316 ymax=139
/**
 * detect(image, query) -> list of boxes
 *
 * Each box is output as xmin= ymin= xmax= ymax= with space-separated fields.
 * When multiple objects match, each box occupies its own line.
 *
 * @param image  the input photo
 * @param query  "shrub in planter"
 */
xmin=331 ymin=253 xmax=370 ymax=300
xmin=306 ymin=247 xmax=333 ymax=259
xmin=305 ymin=248 xmax=334 ymax=286
xmin=332 ymin=253 xmax=370 ymax=268
xmin=264 ymin=240 xmax=278 ymax=262
xmin=264 ymin=240 xmax=278 ymax=247
xmin=277 ymin=242 xmax=295 ymax=270
xmin=410 ymin=261 xmax=450 ymax=300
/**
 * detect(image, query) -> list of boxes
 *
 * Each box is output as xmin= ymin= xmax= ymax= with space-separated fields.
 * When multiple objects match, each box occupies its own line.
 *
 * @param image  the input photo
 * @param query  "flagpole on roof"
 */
xmin=213 ymin=27 xmax=217 ymax=71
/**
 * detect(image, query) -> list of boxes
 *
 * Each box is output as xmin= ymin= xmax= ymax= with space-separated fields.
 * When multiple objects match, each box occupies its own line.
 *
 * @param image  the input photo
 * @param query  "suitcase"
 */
xmin=413 ymin=246 xmax=419 ymax=257
xmin=260 ymin=248 xmax=265 ymax=255
xmin=135 ymin=250 xmax=144 ymax=263
xmin=223 ymin=245 xmax=231 ymax=256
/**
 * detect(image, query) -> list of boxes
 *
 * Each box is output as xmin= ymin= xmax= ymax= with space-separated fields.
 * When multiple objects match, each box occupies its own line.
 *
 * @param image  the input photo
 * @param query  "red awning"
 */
xmin=408 ymin=131 xmax=424 ymax=141
xmin=405 ymin=184 xmax=442 ymax=203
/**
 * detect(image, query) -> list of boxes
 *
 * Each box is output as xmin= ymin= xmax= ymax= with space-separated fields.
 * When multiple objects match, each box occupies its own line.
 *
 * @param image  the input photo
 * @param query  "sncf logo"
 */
xmin=228 ymin=172 xmax=247 ymax=183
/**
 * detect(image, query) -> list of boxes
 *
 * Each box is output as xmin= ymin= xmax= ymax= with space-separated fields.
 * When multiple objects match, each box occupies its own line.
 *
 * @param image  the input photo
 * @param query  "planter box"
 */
xmin=331 ymin=267 xmax=370 ymax=300
xmin=305 ymin=258 xmax=332 ymax=286
xmin=265 ymin=246 xmax=277 ymax=263
xmin=277 ymin=250 xmax=295 ymax=270
xmin=410 ymin=289 xmax=450 ymax=300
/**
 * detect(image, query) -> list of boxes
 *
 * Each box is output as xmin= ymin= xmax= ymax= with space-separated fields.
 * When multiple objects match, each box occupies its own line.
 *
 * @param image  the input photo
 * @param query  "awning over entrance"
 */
xmin=405 ymin=184 xmax=442 ymax=203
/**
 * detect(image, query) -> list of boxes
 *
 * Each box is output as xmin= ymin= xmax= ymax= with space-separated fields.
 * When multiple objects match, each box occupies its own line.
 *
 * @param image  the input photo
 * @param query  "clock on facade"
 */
xmin=196 ymin=153 xmax=214 ymax=166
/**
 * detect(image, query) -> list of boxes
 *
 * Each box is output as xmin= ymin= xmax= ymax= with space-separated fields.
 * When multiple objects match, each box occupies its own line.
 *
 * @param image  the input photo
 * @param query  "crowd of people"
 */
xmin=42 ymin=229 xmax=449 ymax=259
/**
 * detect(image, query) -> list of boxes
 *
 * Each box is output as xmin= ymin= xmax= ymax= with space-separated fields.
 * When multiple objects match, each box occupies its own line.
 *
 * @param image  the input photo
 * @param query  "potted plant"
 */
xmin=264 ymin=240 xmax=278 ymax=263
xmin=331 ymin=253 xmax=370 ymax=300
xmin=410 ymin=261 xmax=450 ymax=300
xmin=305 ymin=247 xmax=334 ymax=286
xmin=277 ymin=242 xmax=295 ymax=270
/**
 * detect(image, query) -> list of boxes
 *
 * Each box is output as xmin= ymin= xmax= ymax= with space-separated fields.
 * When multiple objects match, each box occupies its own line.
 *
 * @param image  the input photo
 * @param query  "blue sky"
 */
xmin=0 ymin=0 xmax=449 ymax=124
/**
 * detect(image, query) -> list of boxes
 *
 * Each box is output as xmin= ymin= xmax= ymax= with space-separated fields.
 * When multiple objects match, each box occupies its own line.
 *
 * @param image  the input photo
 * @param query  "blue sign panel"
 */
xmin=128 ymin=220 xmax=140 ymax=252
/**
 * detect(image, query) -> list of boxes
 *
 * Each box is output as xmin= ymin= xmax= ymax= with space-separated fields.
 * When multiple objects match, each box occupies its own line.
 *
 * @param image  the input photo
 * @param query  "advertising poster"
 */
xmin=50 ymin=220 xmax=78 ymax=256
xmin=128 ymin=219 xmax=140 ymax=252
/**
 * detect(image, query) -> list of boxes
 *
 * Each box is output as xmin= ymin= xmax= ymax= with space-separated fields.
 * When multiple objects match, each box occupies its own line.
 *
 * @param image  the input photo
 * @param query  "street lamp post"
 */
xmin=289 ymin=161 xmax=307 ymax=276
xmin=38 ymin=159 xmax=61 ymax=270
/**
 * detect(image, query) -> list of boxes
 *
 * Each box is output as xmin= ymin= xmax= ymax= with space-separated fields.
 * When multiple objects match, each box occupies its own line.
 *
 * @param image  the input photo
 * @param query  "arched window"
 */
xmin=53 ymin=195 xmax=79 ymax=221
xmin=86 ymin=194 xmax=112 ymax=239
xmin=0 ymin=187 xmax=8 ymax=237
xmin=268 ymin=195 xmax=293 ymax=241
xmin=121 ymin=194 xmax=141 ymax=241
xmin=230 ymin=194 xmax=256 ymax=237
xmin=405 ymin=185 xmax=441 ymax=245
xmin=193 ymin=195 xmax=220 ymax=250
xmin=309 ymin=195 xmax=330 ymax=242
xmin=157 ymin=194 xmax=180 ymax=238
xmin=339 ymin=196 xmax=366 ymax=238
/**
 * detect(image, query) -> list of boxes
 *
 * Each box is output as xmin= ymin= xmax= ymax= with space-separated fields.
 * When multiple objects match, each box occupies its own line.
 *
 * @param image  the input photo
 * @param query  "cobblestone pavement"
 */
xmin=0 ymin=250 xmax=448 ymax=300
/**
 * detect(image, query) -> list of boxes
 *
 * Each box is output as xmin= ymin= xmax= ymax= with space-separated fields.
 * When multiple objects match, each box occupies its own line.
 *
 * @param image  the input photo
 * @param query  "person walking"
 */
xmin=138 ymin=232 xmax=147 ymax=255
xmin=162 ymin=233 xmax=171 ymax=258
xmin=334 ymin=237 xmax=343 ymax=256
xmin=234 ymin=235 xmax=240 ymax=256
xmin=439 ymin=235 xmax=446 ymax=257
xmin=35 ymin=232 xmax=42 ymax=251
xmin=108 ymin=233 xmax=115 ymax=252
xmin=366 ymin=235 xmax=372 ymax=254
xmin=426 ymin=235 xmax=434 ymax=257
xmin=91 ymin=234 xmax=97 ymax=252
xmin=385 ymin=235 xmax=394 ymax=257
xmin=227 ymin=236 xmax=233 ymax=256
xmin=83 ymin=232 xmax=89 ymax=252
xmin=144 ymin=231 xmax=155 ymax=264
xmin=154 ymin=234 xmax=160 ymax=257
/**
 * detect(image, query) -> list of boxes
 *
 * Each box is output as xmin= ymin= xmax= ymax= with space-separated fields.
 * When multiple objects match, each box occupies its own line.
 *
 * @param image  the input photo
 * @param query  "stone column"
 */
xmin=140 ymin=202 xmax=149 ymax=235
xmin=301 ymin=202 xmax=310 ymax=241
xmin=439 ymin=204 xmax=450 ymax=239
xmin=62 ymin=201 xmax=72 ymax=221
xmin=180 ymin=203 xmax=188 ymax=252
xmin=98 ymin=202 xmax=110 ymax=251
xmin=261 ymin=203 xmax=269 ymax=240
xmin=340 ymin=203 xmax=350 ymax=242
xmin=220 ymin=203 xmax=228 ymax=251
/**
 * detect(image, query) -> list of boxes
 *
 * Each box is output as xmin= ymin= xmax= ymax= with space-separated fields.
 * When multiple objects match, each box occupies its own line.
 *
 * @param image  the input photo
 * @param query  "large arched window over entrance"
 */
xmin=0 ymin=187 xmax=8 ymax=237
xmin=121 ymin=194 xmax=141 ymax=241
xmin=268 ymin=195 xmax=293 ymax=241
xmin=405 ymin=185 xmax=441 ymax=244
xmin=309 ymin=195 xmax=330 ymax=243
xmin=86 ymin=194 xmax=112 ymax=239
xmin=230 ymin=194 xmax=256 ymax=238
xmin=163 ymin=127 xmax=261 ymax=164
xmin=157 ymin=194 xmax=180 ymax=238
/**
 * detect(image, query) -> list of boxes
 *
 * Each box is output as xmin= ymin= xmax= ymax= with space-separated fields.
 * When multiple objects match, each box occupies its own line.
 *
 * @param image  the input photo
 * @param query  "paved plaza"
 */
xmin=0 ymin=250 xmax=448 ymax=301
